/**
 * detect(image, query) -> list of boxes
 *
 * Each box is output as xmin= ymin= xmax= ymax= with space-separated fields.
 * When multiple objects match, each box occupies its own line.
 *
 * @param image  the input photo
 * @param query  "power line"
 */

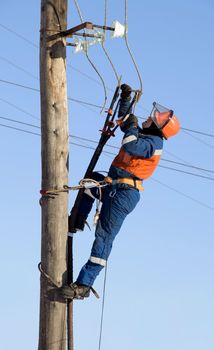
xmin=0 ymin=116 xmax=40 ymax=128
xmin=0 ymin=23 xmax=38 ymax=48
xmin=1 ymin=115 xmax=214 ymax=178
xmin=0 ymin=79 xmax=103 ymax=108
xmin=161 ymin=158 xmax=214 ymax=174
xmin=0 ymin=78 xmax=39 ymax=92
xmin=158 ymin=164 xmax=214 ymax=181
xmin=182 ymin=127 xmax=214 ymax=138
xmin=182 ymin=129 xmax=214 ymax=149
xmin=1 ymin=115 xmax=214 ymax=175
xmin=1 ymin=23 xmax=214 ymax=137
xmin=0 ymin=119 xmax=214 ymax=181
xmin=0 ymin=97 xmax=39 ymax=121
xmin=152 ymin=177 xmax=214 ymax=212
xmin=1 ymin=78 xmax=214 ymax=139
xmin=1 ymin=79 xmax=213 ymax=175
xmin=0 ymin=121 xmax=213 ymax=212
xmin=0 ymin=56 xmax=38 ymax=80
xmin=0 ymin=122 xmax=40 ymax=136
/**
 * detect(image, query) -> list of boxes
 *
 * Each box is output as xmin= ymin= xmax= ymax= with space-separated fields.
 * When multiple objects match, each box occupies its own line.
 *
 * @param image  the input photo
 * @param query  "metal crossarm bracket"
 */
xmin=47 ymin=22 xmax=115 ymax=42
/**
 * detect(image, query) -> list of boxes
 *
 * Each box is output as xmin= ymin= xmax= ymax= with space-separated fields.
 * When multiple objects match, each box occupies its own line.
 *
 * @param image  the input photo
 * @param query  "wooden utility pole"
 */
xmin=39 ymin=1 xmax=70 ymax=349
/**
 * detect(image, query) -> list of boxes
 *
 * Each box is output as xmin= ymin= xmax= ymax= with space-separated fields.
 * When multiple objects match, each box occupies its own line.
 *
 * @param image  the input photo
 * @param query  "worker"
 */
xmin=61 ymin=84 xmax=180 ymax=300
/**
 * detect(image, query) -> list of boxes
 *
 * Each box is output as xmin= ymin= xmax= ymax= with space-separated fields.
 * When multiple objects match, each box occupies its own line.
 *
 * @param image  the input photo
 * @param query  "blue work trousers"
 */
xmin=76 ymin=174 xmax=140 ymax=286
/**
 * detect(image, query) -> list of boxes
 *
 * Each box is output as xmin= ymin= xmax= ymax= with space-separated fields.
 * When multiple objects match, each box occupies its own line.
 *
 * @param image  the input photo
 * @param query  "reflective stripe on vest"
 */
xmin=122 ymin=134 xmax=138 ymax=145
xmin=112 ymin=148 xmax=162 ymax=180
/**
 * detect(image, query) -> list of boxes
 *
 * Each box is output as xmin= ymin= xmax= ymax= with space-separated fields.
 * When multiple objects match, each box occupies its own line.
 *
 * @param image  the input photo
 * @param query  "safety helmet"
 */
xmin=151 ymin=102 xmax=180 ymax=139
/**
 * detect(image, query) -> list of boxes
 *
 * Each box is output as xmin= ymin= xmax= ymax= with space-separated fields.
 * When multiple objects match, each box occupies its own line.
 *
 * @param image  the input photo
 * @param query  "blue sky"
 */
xmin=0 ymin=1 xmax=214 ymax=349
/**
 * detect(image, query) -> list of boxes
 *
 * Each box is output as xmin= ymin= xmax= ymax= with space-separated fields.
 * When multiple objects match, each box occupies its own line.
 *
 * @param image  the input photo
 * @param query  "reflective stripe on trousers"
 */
xmin=76 ymin=185 xmax=140 ymax=286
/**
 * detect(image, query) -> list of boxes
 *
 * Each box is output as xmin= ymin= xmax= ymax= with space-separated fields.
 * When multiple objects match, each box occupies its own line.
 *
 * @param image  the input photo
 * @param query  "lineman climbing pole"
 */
xmin=39 ymin=1 xmax=69 ymax=350
xmin=39 ymin=0 xmax=142 ymax=348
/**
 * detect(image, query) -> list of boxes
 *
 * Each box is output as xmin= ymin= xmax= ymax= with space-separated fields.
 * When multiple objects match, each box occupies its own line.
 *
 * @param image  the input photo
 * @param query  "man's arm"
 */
xmin=118 ymin=84 xmax=132 ymax=118
xmin=121 ymin=122 xmax=157 ymax=158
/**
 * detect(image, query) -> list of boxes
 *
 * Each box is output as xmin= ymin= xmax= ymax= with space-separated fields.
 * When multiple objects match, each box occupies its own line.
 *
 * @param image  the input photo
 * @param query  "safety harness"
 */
xmin=104 ymin=176 xmax=144 ymax=191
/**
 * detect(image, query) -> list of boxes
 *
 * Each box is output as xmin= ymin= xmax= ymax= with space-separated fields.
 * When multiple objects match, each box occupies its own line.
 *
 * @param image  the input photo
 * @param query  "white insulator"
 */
xmin=111 ymin=20 xmax=127 ymax=38
xmin=94 ymin=31 xmax=105 ymax=42
xmin=74 ymin=39 xmax=88 ymax=53
xmin=74 ymin=32 xmax=104 ymax=54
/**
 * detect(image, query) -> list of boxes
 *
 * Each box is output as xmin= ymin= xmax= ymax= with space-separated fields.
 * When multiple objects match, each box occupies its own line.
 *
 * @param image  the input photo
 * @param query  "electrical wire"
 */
xmin=1 ymin=20 xmax=214 ymax=349
xmin=1 ymin=78 xmax=213 ymax=139
xmin=151 ymin=177 xmax=214 ymax=212
xmin=1 ymin=78 xmax=214 ymax=179
xmin=182 ymin=129 xmax=214 ymax=150
xmin=0 ymin=121 xmax=213 ymax=211
xmin=0 ymin=119 xmax=214 ymax=181
xmin=1 ymin=23 xmax=214 ymax=138
xmin=1 ymin=20 xmax=113 ymax=93
xmin=0 ymin=23 xmax=38 ymax=48
xmin=0 ymin=97 xmax=39 ymax=121
xmin=0 ymin=56 xmax=38 ymax=80
xmin=100 ymin=0 xmax=120 ymax=85
xmin=0 ymin=116 xmax=214 ymax=178
xmin=124 ymin=0 xmax=143 ymax=94
xmin=73 ymin=0 xmax=107 ymax=113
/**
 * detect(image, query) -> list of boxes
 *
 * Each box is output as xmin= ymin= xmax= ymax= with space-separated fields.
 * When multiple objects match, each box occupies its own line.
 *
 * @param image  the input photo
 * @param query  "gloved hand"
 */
xmin=120 ymin=113 xmax=138 ymax=131
xmin=120 ymin=83 xmax=132 ymax=100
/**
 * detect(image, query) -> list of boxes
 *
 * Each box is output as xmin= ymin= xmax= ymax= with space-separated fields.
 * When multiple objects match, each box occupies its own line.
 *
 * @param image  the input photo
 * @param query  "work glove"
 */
xmin=120 ymin=83 xmax=132 ymax=100
xmin=120 ymin=113 xmax=138 ymax=131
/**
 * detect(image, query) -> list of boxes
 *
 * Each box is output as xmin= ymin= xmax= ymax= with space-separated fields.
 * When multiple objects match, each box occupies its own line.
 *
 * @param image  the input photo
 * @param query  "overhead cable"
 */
xmin=0 ymin=23 xmax=38 ymax=48
xmin=0 ymin=97 xmax=39 ymax=121
xmin=1 ymin=78 xmax=213 ymax=139
xmin=124 ymin=0 xmax=143 ymax=94
xmin=182 ymin=129 xmax=214 ymax=150
xmin=73 ymin=0 xmax=107 ymax=113
xmin=1 ymin=115 xmax=214 ymax=175
xmin=0 ymin=119 xmax=214 ymax=181
xmin=152 ymin=177 xmax=214 ymax=212
xmin=101 ymin=0 xmax=120 ymax=85
xmin=0 ymin=56 xmax=38 ymax=80
xmin=0 ymin=122 xmax=213 ymax=212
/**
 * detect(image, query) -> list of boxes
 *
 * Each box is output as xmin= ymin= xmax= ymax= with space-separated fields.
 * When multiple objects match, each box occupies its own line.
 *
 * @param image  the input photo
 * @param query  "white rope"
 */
xmin=79 ymin=178 xmax=107 ymax=226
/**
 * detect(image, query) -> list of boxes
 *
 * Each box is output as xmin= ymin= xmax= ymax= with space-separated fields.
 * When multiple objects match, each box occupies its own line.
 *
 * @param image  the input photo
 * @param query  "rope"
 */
xmin=124 ymin=0 xmax=143 ymax=95
xmin=73 ymin=0 xmax=107 ymax=113
xmin=98 ymin=262 xmax=108 ymax=350
xmin=40 ymin=178 xmax=108 ymax=196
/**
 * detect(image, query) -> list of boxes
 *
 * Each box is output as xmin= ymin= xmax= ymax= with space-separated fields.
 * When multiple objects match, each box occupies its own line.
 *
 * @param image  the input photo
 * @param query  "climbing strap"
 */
xmin=38 ymin=263 xmax=99 ymax=299
xmin=40 ymin=178 xmax=108 ymax=197
xmin=104 ymin=176 xmax=144 ymax=191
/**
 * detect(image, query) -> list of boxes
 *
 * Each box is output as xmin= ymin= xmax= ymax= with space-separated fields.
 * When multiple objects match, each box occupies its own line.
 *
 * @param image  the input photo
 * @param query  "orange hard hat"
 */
xmin=151 ymin=103 xmax=180 ymax=139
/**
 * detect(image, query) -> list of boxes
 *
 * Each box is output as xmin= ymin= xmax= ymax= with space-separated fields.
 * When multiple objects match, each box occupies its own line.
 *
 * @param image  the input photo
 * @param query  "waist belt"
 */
xmin=104 ymin=176 xmax=144 ymax=191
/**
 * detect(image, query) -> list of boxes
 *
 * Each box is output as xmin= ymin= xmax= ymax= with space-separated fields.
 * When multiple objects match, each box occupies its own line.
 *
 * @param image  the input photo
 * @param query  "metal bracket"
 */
xmin=47 ymin=22 xmax=114 ymax=42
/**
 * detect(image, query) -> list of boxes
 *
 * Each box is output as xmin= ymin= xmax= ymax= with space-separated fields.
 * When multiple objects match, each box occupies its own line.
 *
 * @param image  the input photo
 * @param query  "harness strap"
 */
xmin=104 ymin=176 xmax=144 ymax=191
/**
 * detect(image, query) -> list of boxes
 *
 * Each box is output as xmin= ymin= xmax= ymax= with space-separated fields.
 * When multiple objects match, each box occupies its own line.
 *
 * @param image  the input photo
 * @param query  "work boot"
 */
xmin=60 ymin=283 xmax=99 ymax=300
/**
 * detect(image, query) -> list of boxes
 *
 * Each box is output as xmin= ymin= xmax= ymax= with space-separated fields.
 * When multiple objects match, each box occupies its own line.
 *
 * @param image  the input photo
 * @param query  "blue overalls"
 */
xmin=75 ymin=99 xmax=163 ymax=287
xmin=76 ymin=177 xmax=140 ymax=286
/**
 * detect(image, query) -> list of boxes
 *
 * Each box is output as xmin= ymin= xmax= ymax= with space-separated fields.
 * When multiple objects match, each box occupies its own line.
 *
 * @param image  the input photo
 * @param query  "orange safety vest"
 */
xmin=112 ymin=148 xmax=162 ymax=180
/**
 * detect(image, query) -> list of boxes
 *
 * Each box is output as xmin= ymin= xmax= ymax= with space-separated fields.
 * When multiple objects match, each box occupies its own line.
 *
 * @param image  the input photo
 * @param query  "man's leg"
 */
xmin=71 ymin=172 xmax=105 ymax=231
xmin=76 ymin=186 xmax=140 ymax=286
